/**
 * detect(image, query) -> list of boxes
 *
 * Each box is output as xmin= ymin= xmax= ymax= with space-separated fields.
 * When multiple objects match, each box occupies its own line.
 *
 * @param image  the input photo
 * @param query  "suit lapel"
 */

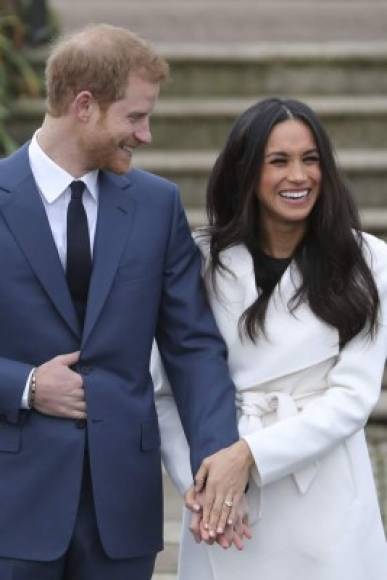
xmin=0 ymin=160 xmax=80 ymax=338
xmin=0 ymin=146 xmax=137 ymax=345
xmin=82 ymin=171 xmax=137 ymax=347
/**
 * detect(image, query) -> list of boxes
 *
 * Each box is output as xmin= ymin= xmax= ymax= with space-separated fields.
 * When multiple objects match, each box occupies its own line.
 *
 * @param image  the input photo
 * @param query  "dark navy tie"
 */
xmin=66 ymin=180 xmax=92 ymax=326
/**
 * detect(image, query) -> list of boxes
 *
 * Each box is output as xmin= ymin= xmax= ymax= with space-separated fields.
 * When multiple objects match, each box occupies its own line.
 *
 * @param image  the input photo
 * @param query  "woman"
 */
xmin=152 ymin=97 xmax=387 ymax=579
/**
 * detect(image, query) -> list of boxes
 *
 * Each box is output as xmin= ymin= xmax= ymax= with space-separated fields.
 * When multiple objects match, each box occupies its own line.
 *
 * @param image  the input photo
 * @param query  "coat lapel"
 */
xmin=0 ymin=149 xmax=80 ymax=337
xmin=82 ymin=171 xmax=137 ymax=347
xmin=210 ymin=244 xmax=339 ymax=386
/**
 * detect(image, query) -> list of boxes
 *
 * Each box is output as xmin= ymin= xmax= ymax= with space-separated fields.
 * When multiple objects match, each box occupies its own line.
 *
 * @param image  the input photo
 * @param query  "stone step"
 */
xmin=50 ymin=0 xmax=387 ymax=44
xmin=24 ymin=42 xmax=387 ymax=97
xmin=155 ymin=471 xmax=182 ymax=575
xmin=151 ymin=96 xmax=387 ymax=150
xmin=160 ymin=46 xmax=387 ymax=97
xmin=8 ymin=95 xmax=387 ymax=150
xmin=372 ymin=391 xmax=387 ymax=423
xmin=364 ymin=424 xmax=387 ymax=530
xmin=154 ymin=520 xmax=181 ymax=575
xmin=133 ymin=149 xmax=387 ymax=210
xmin=162 ymin=468 xmax=184 ymax=521
xmin=360 ymin=209 xmax=387 ymax=239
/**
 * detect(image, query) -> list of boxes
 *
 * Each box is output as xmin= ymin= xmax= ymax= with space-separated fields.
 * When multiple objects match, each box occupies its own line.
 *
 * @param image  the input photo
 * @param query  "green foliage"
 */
xmin=0 ymin=1 xmax=41 ymax=154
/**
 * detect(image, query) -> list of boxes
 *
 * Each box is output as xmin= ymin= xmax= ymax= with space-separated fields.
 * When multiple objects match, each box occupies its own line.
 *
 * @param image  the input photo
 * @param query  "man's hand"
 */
xmin=185 ymin=487 xmax=252 ymax=549
xmin=33 ymin=351 xmax=86 ymax=419
xmin=194 ymin=440 xmax=254 ymax=537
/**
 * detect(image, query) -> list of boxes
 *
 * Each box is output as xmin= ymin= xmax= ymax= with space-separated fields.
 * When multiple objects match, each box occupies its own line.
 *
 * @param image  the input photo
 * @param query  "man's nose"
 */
xmin=135 ymin=119 xmax=152 ymax=145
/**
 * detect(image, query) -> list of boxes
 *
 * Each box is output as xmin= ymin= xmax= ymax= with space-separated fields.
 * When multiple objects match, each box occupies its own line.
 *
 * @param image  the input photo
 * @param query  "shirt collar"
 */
xmin=28 ymin=131 xmax=99 ymax=203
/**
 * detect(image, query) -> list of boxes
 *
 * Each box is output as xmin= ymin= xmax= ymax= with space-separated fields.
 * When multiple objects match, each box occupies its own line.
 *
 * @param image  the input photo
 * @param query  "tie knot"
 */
xmin=70 ymin=180 xmax=85 ymax=200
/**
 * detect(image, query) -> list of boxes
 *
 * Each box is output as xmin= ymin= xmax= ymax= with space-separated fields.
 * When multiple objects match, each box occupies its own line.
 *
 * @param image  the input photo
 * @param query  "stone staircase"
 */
xmin=46 ymin=0 xmax=387 ymax=44
xmin=11 ymin=43 xmax=387 ymax=238
xmin=9 ymin=1 xmax=387 ymax=577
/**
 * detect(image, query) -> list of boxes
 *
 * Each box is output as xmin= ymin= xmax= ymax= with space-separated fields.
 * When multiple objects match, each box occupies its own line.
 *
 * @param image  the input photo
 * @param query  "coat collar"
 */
xmin=28 ymin=133 xmax=99 ymax=204
xmin=204 ymin=243 xmax=339 ymax=387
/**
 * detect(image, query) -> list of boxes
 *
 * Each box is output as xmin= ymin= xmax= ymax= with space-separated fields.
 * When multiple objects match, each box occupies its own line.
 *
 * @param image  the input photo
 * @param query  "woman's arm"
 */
xmin=151 ymin=343 xmax=193 ymax=496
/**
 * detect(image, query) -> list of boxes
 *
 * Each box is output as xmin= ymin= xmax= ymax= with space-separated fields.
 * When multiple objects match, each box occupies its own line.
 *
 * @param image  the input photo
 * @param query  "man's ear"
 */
xmin=72 ymin=91 xmax=97 ymax=122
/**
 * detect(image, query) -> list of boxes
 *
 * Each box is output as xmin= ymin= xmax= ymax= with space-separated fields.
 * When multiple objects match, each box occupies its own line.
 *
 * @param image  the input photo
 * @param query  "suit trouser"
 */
xmin=0 ymin=452 xmax=156 ymax=580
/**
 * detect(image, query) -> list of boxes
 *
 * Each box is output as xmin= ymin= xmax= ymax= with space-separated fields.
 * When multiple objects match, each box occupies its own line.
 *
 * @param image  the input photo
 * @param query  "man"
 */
xmin=0 ymin=24 xmax=253 ymax=579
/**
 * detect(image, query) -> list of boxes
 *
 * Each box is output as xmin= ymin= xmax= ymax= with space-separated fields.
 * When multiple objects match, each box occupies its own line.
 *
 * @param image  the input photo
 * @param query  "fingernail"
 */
xmin=228 ymin=519 xmax=233 ymax=525
xmin=193 ymin=504 xmax=200 ymax=512
xmin=217 ymin=527 xmax=223 ymax=534
xmin=204 ymin=523 xmax=209 ymax=530
xmin=209 ymin=530 xmax=216 ymax=538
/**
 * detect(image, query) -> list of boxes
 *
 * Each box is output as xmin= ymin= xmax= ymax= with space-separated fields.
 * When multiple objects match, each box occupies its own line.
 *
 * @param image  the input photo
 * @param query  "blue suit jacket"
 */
xmin=0 ymin=144 xmax=239 ymax=560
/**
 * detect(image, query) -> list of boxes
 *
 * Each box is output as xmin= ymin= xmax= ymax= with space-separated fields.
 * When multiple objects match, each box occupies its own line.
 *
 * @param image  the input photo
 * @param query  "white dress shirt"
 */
xmin=22 ymin=132 xmax=99 ymax=407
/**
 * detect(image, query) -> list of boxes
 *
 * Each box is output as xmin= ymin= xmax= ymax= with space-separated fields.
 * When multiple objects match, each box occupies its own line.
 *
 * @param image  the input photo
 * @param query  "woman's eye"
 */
xmin=304 ymin=156 xmax=320 ymax=164
xmin=270 ymin=158 xmax=286 ymax=166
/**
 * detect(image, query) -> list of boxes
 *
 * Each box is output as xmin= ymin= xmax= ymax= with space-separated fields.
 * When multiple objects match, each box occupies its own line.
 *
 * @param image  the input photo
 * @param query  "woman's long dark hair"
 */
xmin=205 ymin=98 xmax=379 ymax=347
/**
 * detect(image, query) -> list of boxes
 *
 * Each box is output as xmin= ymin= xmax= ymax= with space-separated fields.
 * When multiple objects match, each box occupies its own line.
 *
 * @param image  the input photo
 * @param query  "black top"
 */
xmin=251 ymin=246 xmax=291 ymax=294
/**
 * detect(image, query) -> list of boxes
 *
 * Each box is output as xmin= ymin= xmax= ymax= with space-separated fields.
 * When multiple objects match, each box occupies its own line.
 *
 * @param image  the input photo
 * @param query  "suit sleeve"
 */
xmin=0 ymin=357 xmax=34 ymax=421
xmin=243 ymin=236 xmax=387 ymax=487
xmin=155 ymin=187 xmax=239 ymax=476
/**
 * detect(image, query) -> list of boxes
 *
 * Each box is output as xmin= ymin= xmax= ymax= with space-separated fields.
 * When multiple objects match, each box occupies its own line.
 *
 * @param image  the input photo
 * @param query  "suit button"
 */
xmin=75 ymin=419 xmax=86 ymax=429
xmin=79 ymin=365 xmax=93 ymax=375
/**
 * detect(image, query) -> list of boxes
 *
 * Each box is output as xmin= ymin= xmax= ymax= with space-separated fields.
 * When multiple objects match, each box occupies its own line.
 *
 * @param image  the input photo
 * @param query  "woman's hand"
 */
xmin=185 ymin=486 xmax=252 ymax=549
xmin=194 ymin=440 xmax=254 ymax=537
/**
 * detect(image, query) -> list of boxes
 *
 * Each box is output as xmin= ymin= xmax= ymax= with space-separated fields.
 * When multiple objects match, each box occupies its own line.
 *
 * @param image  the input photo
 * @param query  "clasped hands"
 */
xmin=185 ymin=440 xmax=254 ymax=550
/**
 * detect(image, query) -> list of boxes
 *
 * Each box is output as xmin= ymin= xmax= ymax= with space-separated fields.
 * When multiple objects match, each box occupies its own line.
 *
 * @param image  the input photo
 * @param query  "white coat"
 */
xmin=152 ymin=231 xmax=387 ymax=580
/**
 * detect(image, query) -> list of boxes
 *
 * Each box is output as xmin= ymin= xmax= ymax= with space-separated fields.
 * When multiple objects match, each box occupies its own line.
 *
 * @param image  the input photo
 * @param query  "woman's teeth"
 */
xmin=279 ymin=190 xmax=309 ymax=199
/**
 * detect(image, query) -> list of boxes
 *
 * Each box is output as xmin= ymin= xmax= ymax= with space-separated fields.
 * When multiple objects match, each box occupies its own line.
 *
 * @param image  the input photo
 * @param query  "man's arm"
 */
xmin=0 ymin=351 xmax=86 ymax=419
xmin=156 ymin=186 xmax=239 ymax=473
xmin=0 ymin=356 xmax=34 ymax=420
xmin=155 ymin=186 xmax=253 ymax=533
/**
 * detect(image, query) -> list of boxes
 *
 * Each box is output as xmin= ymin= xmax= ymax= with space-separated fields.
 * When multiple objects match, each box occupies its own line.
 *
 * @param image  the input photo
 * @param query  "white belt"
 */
xmin=236 ymin=388 xmax=326 ymax=494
